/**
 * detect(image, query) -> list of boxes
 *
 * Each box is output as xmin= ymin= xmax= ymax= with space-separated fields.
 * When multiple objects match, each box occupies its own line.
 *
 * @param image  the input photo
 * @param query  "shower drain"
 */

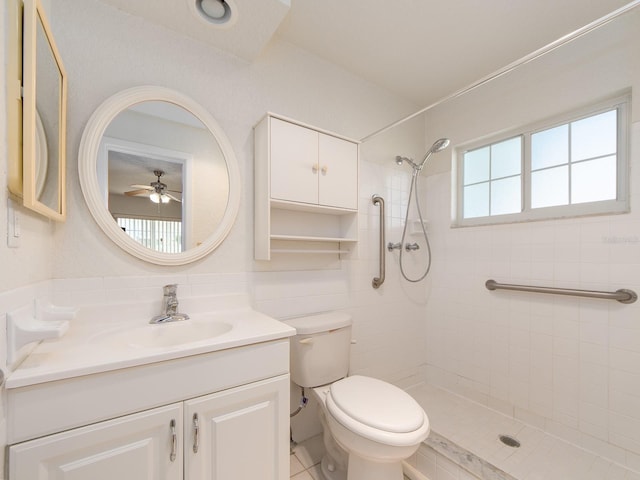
xmin=499 ymin=434 xmax=521 ymax=448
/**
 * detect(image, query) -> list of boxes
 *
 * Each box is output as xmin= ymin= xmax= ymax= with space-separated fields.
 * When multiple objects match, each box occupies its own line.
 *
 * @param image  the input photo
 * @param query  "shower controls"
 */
xmin=388 ymin=242 xmax=420 ymax=251
xmin=387 ymin=242 xmax=402 ymax=251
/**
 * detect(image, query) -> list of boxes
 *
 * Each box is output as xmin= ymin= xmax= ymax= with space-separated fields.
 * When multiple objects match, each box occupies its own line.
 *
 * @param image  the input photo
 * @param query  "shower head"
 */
xmin=419 ymin=137 xmax=450 ymax=168
xmin=429 ymin=138 xmax=450 ymax=154
xmin=395 ymin=137 xmax=450 ymax=172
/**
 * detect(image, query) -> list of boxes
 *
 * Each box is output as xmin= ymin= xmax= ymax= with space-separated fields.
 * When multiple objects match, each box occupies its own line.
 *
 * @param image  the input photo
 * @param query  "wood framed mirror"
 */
xmin=7 ymin=0 xmax=67 ymax=221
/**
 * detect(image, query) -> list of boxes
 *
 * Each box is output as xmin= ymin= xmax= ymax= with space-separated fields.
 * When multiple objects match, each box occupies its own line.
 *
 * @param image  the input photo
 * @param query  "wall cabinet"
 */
xmin=9 ymin=375 xmax=289 ymax=480
xmin=255 ymin=114 xmax=359 ymax=260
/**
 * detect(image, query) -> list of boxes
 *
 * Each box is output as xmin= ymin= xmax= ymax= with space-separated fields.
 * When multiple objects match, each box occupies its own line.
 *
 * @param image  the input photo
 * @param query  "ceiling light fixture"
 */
xmin=150 ymin=192 xmax=172 ymax=204
xmin=192 ymin=0 xmax=237 ymax=27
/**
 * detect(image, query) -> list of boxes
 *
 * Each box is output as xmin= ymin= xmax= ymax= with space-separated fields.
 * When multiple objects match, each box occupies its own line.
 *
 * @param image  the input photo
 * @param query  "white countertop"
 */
xmin=7 ymin=295 xmax=295 ymax=389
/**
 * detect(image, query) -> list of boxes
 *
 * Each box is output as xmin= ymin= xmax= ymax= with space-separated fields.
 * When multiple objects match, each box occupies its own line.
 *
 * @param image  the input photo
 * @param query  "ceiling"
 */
xmin=96 ymin=0 xmax=634 ymax=106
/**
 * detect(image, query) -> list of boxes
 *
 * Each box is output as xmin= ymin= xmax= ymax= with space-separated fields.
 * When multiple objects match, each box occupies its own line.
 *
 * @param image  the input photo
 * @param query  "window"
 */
xmin=455 ymin=96 xmax=629 ymax=225
xmin=117 ymin=217 xmax=183 ymax=253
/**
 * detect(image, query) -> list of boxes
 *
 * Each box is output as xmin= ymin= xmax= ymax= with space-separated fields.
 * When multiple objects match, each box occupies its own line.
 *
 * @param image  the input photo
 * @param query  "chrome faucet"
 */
xmin=150 ymin=284 xmax=190 ymax=324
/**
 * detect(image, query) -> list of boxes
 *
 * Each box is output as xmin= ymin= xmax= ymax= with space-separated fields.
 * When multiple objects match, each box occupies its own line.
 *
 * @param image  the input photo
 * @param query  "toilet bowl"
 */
xmin=285 ymin=313 xmax=430 ymax=480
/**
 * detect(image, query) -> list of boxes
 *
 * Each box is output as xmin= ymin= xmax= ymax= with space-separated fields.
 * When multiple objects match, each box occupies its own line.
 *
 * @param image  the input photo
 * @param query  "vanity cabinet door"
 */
xmin=184 ymin=375 xmax=290 ymax=480
xmin=9 ymin=403 xmax=183 ymax=480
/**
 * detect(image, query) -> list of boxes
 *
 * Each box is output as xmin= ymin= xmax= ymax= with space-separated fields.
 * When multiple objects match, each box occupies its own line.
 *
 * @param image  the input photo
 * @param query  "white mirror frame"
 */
xmin=78 ymin=86 xmax=241 ymax=266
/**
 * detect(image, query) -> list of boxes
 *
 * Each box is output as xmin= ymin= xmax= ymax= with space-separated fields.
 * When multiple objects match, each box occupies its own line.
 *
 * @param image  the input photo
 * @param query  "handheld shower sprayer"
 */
xmin=395 ymin=138 xmax=450 ymax=173
xmin=418 ymin=137 xmax=450 ymax=170
xmin=392 ymin=137 xmax=450 ymax=283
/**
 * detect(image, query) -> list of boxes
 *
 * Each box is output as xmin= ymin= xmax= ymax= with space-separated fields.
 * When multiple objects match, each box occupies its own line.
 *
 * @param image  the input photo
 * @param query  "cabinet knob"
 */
xmin=312 ymin=164 xmax=319 ymax=174
xmin=321 ymin=166 xmax=328 ymax=175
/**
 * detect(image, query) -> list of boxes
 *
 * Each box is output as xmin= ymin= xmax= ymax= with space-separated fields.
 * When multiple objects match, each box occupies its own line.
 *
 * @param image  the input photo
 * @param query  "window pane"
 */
xmin=491 ymin=177 xmax=521 ymax=215
xmin=531 ymin=165 xmax=568 ymax=208
xmin=491 ymin=137 xmax=521 ymax=179
xmin=572 ymin=110 xmax=617 ymax=162
xmin=464 ymin=147 xmax=489 ymax=185
xmin=572 ymin=155 xmax=617 ymax=204
xmin=463 ymin=183 xmax=489 ymax=218
xmin=532 ymin=124 xmax=568 ymax=170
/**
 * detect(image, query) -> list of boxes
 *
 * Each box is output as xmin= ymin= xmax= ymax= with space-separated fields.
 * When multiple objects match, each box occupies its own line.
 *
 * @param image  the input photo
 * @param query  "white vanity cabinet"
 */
xmin=255 ymin=113 xmax=359 ymax=260
xmin=7 ymin=340 xmax=291 ymax=480
xmin=9 ymin=375 xmax=288 ymax=480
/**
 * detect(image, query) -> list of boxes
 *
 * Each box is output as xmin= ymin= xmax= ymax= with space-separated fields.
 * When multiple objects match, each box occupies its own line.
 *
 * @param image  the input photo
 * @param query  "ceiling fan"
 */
xmin=125 ymin=169 xmax=182 ymax=203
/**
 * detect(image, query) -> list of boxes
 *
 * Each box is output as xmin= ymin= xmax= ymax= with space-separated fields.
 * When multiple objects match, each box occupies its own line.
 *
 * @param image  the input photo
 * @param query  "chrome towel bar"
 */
xmin=372 ymin=195 xmax=385 ymax=289
xmin=485 ymin=279 xmax=637 ymax=304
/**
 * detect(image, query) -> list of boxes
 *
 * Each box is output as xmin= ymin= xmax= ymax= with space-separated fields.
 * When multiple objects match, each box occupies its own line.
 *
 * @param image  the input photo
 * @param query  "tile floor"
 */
xmin=290 ymin=435 xmax=325 ymax=480
xmin=407 ymin=383 xmax=640 ymax=480
xmin=289 ymin=435 xmax=411 ymax=480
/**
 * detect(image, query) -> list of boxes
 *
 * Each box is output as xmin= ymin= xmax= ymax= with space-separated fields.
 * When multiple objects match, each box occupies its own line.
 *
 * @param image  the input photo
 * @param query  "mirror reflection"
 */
xmin=98 ymin=101 xmax=230 ymax=253
xmin=34 ymin=10 xmax=61 ymax=211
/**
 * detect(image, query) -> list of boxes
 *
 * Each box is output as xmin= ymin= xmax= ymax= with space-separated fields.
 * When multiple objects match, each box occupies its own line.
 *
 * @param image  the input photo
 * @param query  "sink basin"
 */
xmin=95 ymin=320 xmax=233 ymax=349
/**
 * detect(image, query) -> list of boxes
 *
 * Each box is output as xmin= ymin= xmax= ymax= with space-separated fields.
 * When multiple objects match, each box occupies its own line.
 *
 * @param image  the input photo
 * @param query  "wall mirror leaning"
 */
xmin=7 ymin=0 xmax=67 ymax=221
xmin=78 ymin=86 xmax=241 ymax=265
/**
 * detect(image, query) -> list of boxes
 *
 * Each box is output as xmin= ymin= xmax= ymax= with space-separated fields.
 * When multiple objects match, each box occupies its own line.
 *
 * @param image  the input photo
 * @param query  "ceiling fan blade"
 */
xmin=166 ymin=193 xmax=182 ymax=203
xmin=129 ymin=184 xmax=153 ymax=190
xmin=124 ymin=189 xmax=150 ymax=197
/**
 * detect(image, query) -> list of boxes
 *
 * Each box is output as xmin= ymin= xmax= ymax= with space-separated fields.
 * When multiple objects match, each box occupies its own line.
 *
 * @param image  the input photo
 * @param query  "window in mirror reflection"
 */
xmin=117 ymin=217 xmax=183 ymax=253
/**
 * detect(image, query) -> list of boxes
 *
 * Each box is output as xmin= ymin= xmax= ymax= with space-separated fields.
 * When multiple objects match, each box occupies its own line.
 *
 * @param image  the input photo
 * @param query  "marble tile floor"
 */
xmin=290 ymin=434 xmax=411 ymax=480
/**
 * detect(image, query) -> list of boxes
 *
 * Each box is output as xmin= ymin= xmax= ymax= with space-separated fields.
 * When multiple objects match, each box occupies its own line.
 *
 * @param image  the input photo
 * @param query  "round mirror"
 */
xmin=79 ymin=86 xmax=240 ymax=265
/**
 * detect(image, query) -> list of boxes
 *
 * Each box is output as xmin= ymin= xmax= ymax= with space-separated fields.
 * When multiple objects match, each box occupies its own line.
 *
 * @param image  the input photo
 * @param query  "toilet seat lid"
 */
xmin=327 ymin=375 xmax=425 ymax=434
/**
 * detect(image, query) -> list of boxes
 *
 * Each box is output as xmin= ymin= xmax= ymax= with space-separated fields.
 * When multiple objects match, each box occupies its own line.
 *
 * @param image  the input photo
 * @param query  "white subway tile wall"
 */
xmin=422 ymin=121 xmax=640 ymax=470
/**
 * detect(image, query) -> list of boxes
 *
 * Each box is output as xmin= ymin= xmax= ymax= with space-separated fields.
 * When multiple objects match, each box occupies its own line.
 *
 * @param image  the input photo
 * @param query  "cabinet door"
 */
xmin=185 ymin=375 xmax=290 ymax=480
xmin=9 ymin=404 xmax=183 ymax=480
xmin=318 ymin=133 xmax=358 ymax=209
xmin=270 ymin=117 xmax=319 ymax=205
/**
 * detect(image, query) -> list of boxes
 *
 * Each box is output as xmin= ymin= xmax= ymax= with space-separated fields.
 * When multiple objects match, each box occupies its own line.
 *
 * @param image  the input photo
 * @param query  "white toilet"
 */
xmin=285 ymin=312 xmax=430 ymax=480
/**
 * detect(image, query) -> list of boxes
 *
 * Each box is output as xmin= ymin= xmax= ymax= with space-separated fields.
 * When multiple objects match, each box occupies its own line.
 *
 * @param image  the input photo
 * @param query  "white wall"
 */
xmin=41 ymin=0 xmax=430 ymax=389
xmin=0 ymin=1 xmax=56 ymax=293
xmin=0 ymin=0 xmax=432 ymax=467
xmin=422 ymin=9 xmax=640 ymax=470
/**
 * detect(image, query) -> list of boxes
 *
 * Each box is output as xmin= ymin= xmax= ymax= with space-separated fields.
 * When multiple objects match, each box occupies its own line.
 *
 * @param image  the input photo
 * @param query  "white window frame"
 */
xmin=453 ymin=94 xmax=630 ymax=227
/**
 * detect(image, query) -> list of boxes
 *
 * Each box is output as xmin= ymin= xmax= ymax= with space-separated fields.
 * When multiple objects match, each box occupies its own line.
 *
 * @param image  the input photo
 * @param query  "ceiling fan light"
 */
xmin=150 ymin=192 xmax=161 ymax=204
xmin=161 ymin=194 xmax=171 ymax=204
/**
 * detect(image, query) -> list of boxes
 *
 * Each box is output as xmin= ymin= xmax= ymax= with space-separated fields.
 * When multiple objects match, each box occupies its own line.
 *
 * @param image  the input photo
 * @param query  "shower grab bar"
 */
xmin=485 ymin=279 xmax=637 ymax=304
xmin=372 ymin=195 xmax=385 ymax=289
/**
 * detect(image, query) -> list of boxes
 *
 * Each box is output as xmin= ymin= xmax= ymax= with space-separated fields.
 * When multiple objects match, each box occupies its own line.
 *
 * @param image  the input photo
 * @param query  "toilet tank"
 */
xmin=284 ymin=312 xmax=352 ymax=388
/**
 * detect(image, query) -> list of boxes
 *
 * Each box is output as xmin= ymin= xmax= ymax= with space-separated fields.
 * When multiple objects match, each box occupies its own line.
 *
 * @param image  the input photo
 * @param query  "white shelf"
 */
xmin=270 ymin=234 xmax=357 ymax=243
xmin=271 ymin=249 xmax=351 ymax=255
xmin=270 ymin=199 xmax=356 ymax=215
